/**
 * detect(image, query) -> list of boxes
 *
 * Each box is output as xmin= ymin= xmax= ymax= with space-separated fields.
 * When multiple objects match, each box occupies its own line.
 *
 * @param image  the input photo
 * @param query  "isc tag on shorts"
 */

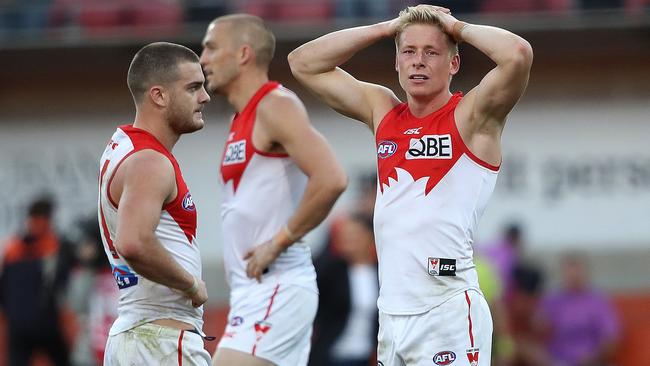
xmin=427 ymin=257 xmax=456 ymax=276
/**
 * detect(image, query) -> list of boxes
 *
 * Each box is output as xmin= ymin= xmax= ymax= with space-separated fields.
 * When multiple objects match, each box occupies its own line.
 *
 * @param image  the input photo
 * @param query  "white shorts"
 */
xmin=217 ymin=284 xmax=318 ymax=366
xmin=378 ymin=289 xmax=492 ymax=366
xmin=104 ymin=323 xmax=211 ymax=366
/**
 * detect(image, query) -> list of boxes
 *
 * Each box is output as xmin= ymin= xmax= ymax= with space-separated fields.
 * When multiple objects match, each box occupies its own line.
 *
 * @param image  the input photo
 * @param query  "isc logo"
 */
xmin=377 ymin=140 xmax=397 ymax=159
xmin=433 ymin=351 xmax=456 ymax=365
xmin=223 ymin=140 xmax=246 ymax=165
xmin=406 ymin=134 xmax=452 ymax=160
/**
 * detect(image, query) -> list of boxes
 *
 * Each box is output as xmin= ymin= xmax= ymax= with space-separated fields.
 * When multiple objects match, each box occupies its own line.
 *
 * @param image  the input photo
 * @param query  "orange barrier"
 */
xmin=1 ymin=294 xmax=649 ymax=365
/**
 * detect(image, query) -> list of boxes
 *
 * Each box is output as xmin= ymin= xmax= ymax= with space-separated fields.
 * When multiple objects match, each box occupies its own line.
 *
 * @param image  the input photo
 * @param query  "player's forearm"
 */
xmin=459 ymin=23 xmax=533 ymax=70
xmin=117 ymin=236 xmax=195 ymax=292
xmin=276 ymin=170 xmax=347 ymax=248
xmin=288 ymin=21 xmax=393 ymax=75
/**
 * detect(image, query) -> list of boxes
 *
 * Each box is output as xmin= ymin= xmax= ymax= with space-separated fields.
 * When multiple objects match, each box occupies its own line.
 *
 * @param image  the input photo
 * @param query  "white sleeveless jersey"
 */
xmin=374 ymin=94 xmax=499 ymax=315
xmin=98 ymin=125 xmax=204 ymax=335
xmin=220 ymin=82 xmax=316 ymax=298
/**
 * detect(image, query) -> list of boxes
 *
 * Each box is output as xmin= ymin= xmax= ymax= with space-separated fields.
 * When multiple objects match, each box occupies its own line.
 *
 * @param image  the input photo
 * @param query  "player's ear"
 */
xmin=239 ymin=44 xmax=253 ymax=66
xmin=450 ymin=53 xmax=460 ymax=76
xmin=149 ymin=85 xmax=167 ymax=107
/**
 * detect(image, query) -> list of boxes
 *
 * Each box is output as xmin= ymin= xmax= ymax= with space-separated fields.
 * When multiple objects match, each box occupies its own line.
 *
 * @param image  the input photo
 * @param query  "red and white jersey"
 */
xmin=374 ymin=93 xmax=499 ymax=315
xmin=220 ymin=81 xmax=316 ymax=297
xmin=98 ymin=125 xmax=204 ymax=335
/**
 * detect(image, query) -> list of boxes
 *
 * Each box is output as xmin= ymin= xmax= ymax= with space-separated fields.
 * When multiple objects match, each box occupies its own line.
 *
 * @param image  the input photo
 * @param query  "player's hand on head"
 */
xmin=244 ymin=239 xmax=284 ymax=283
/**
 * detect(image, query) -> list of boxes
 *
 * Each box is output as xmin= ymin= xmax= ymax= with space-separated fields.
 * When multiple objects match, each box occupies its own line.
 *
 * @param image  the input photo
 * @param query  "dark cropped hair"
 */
xmin=127 ymin=42 xmax=199 ymax=103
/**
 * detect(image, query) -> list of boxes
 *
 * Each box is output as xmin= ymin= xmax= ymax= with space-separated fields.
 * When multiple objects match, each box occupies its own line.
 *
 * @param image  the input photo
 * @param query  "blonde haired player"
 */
xmin=290 ymin=4 xmax=533 ymax=366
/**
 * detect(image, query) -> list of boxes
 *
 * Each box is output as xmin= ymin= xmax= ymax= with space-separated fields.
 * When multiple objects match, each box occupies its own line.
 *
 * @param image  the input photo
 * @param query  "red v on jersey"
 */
xmin=220 ymin=81 xmax=282 ymax=192
xmin=375 ymin=93 xmax=498 ymax=196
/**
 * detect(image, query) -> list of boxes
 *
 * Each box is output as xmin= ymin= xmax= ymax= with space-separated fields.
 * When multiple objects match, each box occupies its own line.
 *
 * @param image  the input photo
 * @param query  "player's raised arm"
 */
xmin=114 ymin=150 xmax=207 ymax=307
xmin=288 ymin=21 xmax=402 ymax=128
xmin=437 ymin=9 xmax=533 ymax=132
xmin=244 ymin=91 xmax=347 ymax=281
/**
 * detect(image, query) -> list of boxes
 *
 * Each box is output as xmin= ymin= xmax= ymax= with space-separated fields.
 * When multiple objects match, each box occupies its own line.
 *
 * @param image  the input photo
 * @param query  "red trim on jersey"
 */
xmin=177 ymin=330 xmax=184 ymax=366
xmin=252 ymin=284 xmax=281 ymax=356
xmin=465 ymin=290 xmax=475 ymax=348
xmin=99 ymin=159 xmax=120 ymax=259
xmin=106 ymin=150 xmax=137 ymax=209
xmin=221 ymin=82 xmax=283 ymax=192
xmin=119 ymin=125 xmax=198 ymax=245
xmin=449 ymin=115 xmax=500 ymax=172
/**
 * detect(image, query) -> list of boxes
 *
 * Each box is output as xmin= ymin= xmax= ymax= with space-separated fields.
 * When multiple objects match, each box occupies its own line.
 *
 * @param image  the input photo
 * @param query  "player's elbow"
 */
xmin=115 ymin=235 xmax=148 ymax=262
xmin=510 ymin=38 xmax=534 ymax=71
xmin=329 ymin=169 xmax=348 ymax=198
xmin=288 ymin=48 xmax=311 ymax=77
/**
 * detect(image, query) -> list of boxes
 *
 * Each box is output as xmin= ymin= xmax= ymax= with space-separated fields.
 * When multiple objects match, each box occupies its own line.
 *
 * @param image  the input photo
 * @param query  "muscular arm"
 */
xmin=288 ymin=22 xmax=400 ymax=128
xmin=244 ymin=92 xmax=348 ymax=281
xmin=114 ymin=150 xmax=207 ymax=306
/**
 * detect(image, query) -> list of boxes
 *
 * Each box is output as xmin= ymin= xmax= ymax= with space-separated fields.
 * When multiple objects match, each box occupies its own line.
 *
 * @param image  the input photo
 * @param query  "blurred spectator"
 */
xmin=580 ymin=0 xmax=623 ymax=10
xmin=0 ymin=195 xmax=73 ymax=366
xmin=422 ymin=0 xmax=480 ymax=14
xmin=67 ymin=215 xmax=118 ymax=366
xmin=481 ymin=223 xmax=524 ymax=300
xmin=480 ymin=0 xmax=572 ymax=14
xmin=509 ymin=262 xmax=550 ymax=366
xmin=474 ymin=254 xmax=515 ymax=365
xmin=540 ymin=253 xmax=620 ymax=366
xmin=310 ymin=213 xmax=378 ymax=366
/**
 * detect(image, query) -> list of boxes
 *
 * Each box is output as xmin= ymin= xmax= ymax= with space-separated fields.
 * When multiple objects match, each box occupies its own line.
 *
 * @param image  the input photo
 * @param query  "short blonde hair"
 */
xmin=212 ymin=14 xmax=276 ymax=68
xmin=394 ymin=6 xmax=458 ymax=55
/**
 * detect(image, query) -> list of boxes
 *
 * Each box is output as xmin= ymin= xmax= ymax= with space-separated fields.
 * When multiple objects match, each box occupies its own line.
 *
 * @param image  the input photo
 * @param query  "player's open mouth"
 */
xmin=409 ymin=74 xmax=429 ymax=80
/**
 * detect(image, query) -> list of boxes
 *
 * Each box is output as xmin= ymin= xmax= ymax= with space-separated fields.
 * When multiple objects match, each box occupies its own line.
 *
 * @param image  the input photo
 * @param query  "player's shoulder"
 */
xmin=121 ymin=148 xmax=175 ymax=178
xmin=257 ymin=86 xmax=307 ymax=120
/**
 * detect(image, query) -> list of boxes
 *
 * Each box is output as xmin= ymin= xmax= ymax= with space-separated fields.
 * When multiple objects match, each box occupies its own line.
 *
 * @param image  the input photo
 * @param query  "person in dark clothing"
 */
xmin=310 ymin=213 xmax=378 ymax=366
xmin=0 ymin=196 xmax=72 ymax=366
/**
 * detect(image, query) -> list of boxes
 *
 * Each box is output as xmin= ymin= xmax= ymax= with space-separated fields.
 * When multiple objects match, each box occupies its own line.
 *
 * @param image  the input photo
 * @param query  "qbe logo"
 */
xmin=182 ymin=192 xmax=195 ymax=211
xmin=377 ymin=140 xmax=397 ymax=159
xmin=433 ymin=350 xmax=456 ymax=365
xmin=223 ymin=140 xmax=246 ymax=165
xmin=406 ymin=134 xmax=452 ymax=160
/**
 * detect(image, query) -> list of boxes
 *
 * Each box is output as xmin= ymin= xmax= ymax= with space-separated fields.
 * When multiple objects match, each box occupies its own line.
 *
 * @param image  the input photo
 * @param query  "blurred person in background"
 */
xmin=508 ymin=263 xmax=549 ymax=366
xmin=98 ymin=42 xmax=211 ymax=365
xmin=540 ymin=253 xmax=620 ymax=366
xmin=0 ymin=195 xmax=73 ymax=366
xmin=481 ymin=223 xmax=525 ymax=301
xmin=290 ymin=3 xmax=533 ymax=364
xmin=68 ymin=215 xmax=119 ymax=366
xmin=310 ymin=213 xmax=378 ymax=366
xmin=200 ymin=14 xmax=347 ymax=366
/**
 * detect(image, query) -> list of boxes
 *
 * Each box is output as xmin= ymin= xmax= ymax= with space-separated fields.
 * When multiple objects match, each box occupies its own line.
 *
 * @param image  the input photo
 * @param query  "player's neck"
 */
xmin=407 ymin=91 xmax=453 ymax=118
xmin=133 ymin=112 xmax=179 ymax=152
xmin=227 ymin=70 xmax=270 ymax=113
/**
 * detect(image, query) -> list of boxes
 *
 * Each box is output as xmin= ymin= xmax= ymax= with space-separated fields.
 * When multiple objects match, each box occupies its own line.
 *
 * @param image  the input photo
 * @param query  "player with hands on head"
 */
xmin=289 ymin=4 xmax=533 ymax=365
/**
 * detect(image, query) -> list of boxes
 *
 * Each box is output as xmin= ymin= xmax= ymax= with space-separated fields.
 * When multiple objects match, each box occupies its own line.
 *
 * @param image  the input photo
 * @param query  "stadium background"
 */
xmin=1 ymin=0 xmax=649 ymax=365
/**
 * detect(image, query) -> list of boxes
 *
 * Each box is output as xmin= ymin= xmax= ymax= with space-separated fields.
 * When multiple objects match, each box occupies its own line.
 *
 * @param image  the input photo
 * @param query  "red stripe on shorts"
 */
xmin=465 ymin=290 xmax=475 ymax=348
xmin=252 ymin=284 xmax=281 ymax=356
xmin=178 ymin=330 xmax=185 ymax=366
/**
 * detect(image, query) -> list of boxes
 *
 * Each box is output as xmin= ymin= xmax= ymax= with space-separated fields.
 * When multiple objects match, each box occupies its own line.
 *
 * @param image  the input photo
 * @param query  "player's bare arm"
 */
xmin=288 ymin=22 xmax=403 ymax=129
xmin=113 ymin=150 xmax=208 ymax=307
xmin=433 ymin=8 xmax=533 ymax=162
xmin=244 ymin=91 xmax=347 ymax=282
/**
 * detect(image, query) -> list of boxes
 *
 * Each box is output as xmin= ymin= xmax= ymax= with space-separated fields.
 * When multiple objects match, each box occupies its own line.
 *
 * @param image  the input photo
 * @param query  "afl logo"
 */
xmin=377 ymin=140 xmax=397 ymax=159
xmin=182 ymin=192 xmax=195 ymax=211
xmin=433 ymin=351 xmax=456 ymax=365
xmin=230 ymin=316 xmax=244 ymax=326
